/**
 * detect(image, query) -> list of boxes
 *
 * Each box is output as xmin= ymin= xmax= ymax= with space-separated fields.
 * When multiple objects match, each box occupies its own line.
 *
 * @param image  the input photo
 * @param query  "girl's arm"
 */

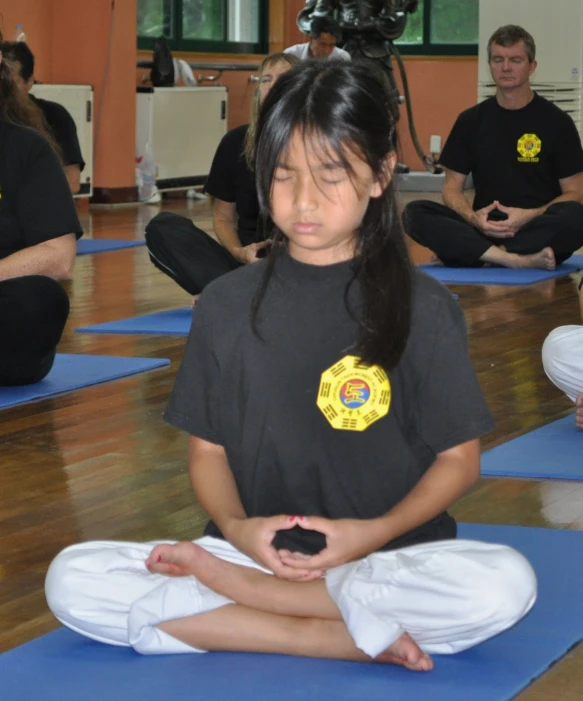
xmin=189 ymin=436 xmax=324 ymax=581
xmin=279 ymin=438 xmax=480 ymax=571
xmin=188 ymin=436 xmax=246 ymax=527
xmin=377 ymin=437 xmax=480 ymax=540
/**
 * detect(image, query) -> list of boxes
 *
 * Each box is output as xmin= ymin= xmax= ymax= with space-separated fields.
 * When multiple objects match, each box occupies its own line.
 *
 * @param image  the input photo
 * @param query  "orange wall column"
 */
xmin=51 ymin=0 xmax=137 ymax=192
xmin=0 ymin=0 xmax=54 ymax=82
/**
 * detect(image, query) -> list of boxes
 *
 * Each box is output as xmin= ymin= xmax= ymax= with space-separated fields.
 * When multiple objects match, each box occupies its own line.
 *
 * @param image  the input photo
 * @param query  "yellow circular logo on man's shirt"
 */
xmin=316 ymin=355 xmax=391 ymax=431
xmin=517 ymin=133 xmax=542 ymax=161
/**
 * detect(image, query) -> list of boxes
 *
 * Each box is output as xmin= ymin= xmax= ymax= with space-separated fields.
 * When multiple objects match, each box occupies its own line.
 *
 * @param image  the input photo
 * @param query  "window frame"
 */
xmin=395 ymin=0 xmax=478 ymax=57
xmin=137 ymin=0 xmax=269 ymax=55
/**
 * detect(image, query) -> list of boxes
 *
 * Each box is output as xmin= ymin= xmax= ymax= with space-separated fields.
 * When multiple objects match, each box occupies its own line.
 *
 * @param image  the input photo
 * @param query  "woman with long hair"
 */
xmin=0 ymin=49 xmax=82 ymax=385
xmin=47 ymin=61 xmax=535 ymax=670
xmin=145 ymin=52 xmax=299 ymax=304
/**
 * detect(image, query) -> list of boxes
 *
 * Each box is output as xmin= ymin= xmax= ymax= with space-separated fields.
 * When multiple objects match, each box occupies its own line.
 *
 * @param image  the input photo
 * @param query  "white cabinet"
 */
xmin=136 ymin=86 xmax=228 ymax=189
xmin=30 ymin=83 xmax=94 ymax=197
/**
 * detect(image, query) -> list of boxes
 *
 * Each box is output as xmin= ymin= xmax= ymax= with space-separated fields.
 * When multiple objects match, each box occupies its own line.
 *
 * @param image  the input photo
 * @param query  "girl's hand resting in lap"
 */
xmin=278 ymin=516 xmax=390 ymax=572
xmin=144 ymin=516 xmax=386 ymax=581
xmin=224 ymin=515 xmax=325 ymax=581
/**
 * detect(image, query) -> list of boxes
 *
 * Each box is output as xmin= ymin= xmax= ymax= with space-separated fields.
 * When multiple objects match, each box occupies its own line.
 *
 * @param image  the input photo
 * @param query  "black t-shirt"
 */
xmin=31 ymin=95 xmax=85 ymax=170
xmin=165 ymin=254 xmax=494 ymax=554
xmin=0 ymin=121 xmax=83 ymax=260
xmin=440 ymin=94 xmax=583 ymax=211
xmin=204 ymin=124 xmax=262 ymax=247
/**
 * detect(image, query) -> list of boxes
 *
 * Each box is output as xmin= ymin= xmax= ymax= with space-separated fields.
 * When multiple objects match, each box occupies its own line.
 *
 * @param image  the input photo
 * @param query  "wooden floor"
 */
xmin=1 ymin=193 xmax=582 ymax=699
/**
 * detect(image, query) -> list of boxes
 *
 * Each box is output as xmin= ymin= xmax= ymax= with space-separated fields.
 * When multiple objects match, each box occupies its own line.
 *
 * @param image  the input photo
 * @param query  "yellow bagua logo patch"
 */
xmin=517 ymin=133 xmax=541 ymax=162
xmin=317 ymin=355 xmax=391 ymax=431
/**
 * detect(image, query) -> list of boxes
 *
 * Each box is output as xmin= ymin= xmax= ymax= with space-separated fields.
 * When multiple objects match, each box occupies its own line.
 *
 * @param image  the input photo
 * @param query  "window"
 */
xmin=137 ymin=0 xmax=267 ymax=54
xmin=396 ymin=0 xmax=478 ymax=55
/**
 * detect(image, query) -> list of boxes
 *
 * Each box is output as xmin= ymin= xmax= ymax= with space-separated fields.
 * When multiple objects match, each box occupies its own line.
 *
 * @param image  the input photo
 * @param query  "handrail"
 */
xmin=137 ymin=60 xmax=260 ymax=72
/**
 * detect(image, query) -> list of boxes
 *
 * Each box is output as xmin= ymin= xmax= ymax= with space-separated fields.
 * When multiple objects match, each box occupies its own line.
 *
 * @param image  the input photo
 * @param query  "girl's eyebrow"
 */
xmin=318 ymin=161 xmax=345 ymax=171
xmin=275 ymin=161 xmax=344 ymax=171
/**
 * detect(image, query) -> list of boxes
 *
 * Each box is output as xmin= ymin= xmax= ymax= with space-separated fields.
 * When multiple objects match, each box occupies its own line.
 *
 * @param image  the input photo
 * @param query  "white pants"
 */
xmin=45 ymin=535 xmax=536 ymax=659
xmin=542 ymin=325 xmax=583 ymax=402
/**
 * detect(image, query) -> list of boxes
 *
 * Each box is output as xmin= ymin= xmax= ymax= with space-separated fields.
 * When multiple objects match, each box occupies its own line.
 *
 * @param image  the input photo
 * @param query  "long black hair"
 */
xmin=252 ymin=60 xmax=412 ymax=373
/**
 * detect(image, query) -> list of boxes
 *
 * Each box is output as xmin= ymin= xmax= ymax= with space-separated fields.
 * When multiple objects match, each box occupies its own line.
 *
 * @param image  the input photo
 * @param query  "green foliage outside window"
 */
xmin=137 ymin=0 xmax=266 ymax=54
xmin=396 ymin=0 xmax=478 ymax=55
xmin=137 ymin=0 xmax=173 ymax=38
xmin=137 ymin=0 xmax=476 ymax=56
xmin=182 ymin=1 xmax=223 ymax=41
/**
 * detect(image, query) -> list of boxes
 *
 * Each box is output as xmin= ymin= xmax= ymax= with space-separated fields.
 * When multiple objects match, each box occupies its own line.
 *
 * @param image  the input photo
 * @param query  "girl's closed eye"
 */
xmin=273 ymin=167 xmax=292 ymax=182
xmin=317 ymin=164 xmax=347 ymax=186
xmin=320 ymin=174 xmax=345 ymax=185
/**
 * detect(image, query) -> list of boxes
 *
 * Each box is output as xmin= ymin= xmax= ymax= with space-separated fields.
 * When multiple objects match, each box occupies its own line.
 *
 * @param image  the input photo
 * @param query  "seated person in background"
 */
xmin=145 ymin=52 xmax=300 ymax=303
xmin=542 ymin=276 xmax=583 ymax=430
xmin=0 ymin=51 xmax=83 ymax=386
xmin=403 ymin=25 xmax=583 ymax=270
xmin=1 ymin=40 xmax=86 ymax=194
xmin=284 ymin=17 xmax=350 ymax=61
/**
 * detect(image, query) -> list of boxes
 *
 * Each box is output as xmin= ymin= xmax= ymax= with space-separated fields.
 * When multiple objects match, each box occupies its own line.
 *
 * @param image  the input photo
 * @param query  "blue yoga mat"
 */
xmin=77 ymin=239 xmax=146 ymax=255
xmin=76 ymin=308 xmax=192 ymax=336
xmin=421 ymin=253 xmax=583 ymax=286
xmin=0 ymin=354 xmax=170 ymax=409
xmin=1 ymin=524 xmax=581 ymax=701
xmin=481 ymin=415 xmax=582 ymax=480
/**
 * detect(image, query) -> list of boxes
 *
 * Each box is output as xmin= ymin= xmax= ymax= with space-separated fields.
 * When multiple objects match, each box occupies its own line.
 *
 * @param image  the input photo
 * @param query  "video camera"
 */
xmin=297 ymin=1 xmax=441 ymax=174
xmin=298 ymin=1 xmax=419 ymax=42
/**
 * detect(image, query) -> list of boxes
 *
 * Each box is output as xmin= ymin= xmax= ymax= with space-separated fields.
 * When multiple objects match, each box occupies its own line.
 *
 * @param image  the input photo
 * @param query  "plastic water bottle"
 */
xmin=15 ymin=24 xmax=27 ymax=42
xmin=137 ymin=142 xmax=161 ymax=203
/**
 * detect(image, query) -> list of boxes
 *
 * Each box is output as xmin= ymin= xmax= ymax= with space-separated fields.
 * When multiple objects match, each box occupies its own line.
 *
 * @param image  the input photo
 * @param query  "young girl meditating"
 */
xmin=46 ymin=61 xmax=536 ymax=672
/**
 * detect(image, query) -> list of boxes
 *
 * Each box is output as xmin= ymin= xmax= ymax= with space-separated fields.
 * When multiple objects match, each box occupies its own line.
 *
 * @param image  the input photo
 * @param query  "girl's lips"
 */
xmin=293 ymin=222 xmax=321 ymax=234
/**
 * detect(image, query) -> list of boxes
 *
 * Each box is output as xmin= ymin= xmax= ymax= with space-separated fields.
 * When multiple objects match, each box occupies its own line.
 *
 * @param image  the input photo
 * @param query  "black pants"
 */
xmin=402 ymin=200 xmax=583 ymax=267
xmin=0 ymin=275 xmax=70 ymax=386
xmin=145 ymin=212 xmax=242 ymax=296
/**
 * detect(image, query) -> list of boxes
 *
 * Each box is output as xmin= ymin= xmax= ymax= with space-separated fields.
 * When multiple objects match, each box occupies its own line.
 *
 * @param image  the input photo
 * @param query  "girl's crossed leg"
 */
xmin=46 ymin=536 xmax=536 ymax=671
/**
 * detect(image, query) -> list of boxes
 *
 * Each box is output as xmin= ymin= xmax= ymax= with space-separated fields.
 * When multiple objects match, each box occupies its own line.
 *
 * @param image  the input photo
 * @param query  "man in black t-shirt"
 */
xmin=403 ymin=25 xmax=583 ymax=269
xmin=2 ymin=41 xmax=85 ymax=195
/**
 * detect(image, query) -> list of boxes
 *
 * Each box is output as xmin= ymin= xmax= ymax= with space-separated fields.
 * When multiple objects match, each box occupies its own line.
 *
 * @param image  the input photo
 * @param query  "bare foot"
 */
xmin=376 ymin=632 xmax=434 ymax=672
xmin=192 ymin=294 xmax=200 ymax=308
xmin=429 ymin=253 xmax=444 ymax=266
xmin=147 ymin=541 xmax=299 ymax=600
xmin=146 ymin=541 xmax=270 ymax=598
xmin=146 ymin=541 xmax=211 ymax=578
xmin=512 ymin=247 xmax=555 ymax=270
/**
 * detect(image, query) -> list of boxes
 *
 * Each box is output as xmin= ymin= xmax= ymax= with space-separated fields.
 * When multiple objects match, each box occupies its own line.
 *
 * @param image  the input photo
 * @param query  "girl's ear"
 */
xmin=371 ymin=152 xmax=397 ymax=198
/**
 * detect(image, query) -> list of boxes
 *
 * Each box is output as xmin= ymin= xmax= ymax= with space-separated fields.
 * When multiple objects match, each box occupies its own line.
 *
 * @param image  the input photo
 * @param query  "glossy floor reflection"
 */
xmin=0 ymin=193 xmax=582 ymax=700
